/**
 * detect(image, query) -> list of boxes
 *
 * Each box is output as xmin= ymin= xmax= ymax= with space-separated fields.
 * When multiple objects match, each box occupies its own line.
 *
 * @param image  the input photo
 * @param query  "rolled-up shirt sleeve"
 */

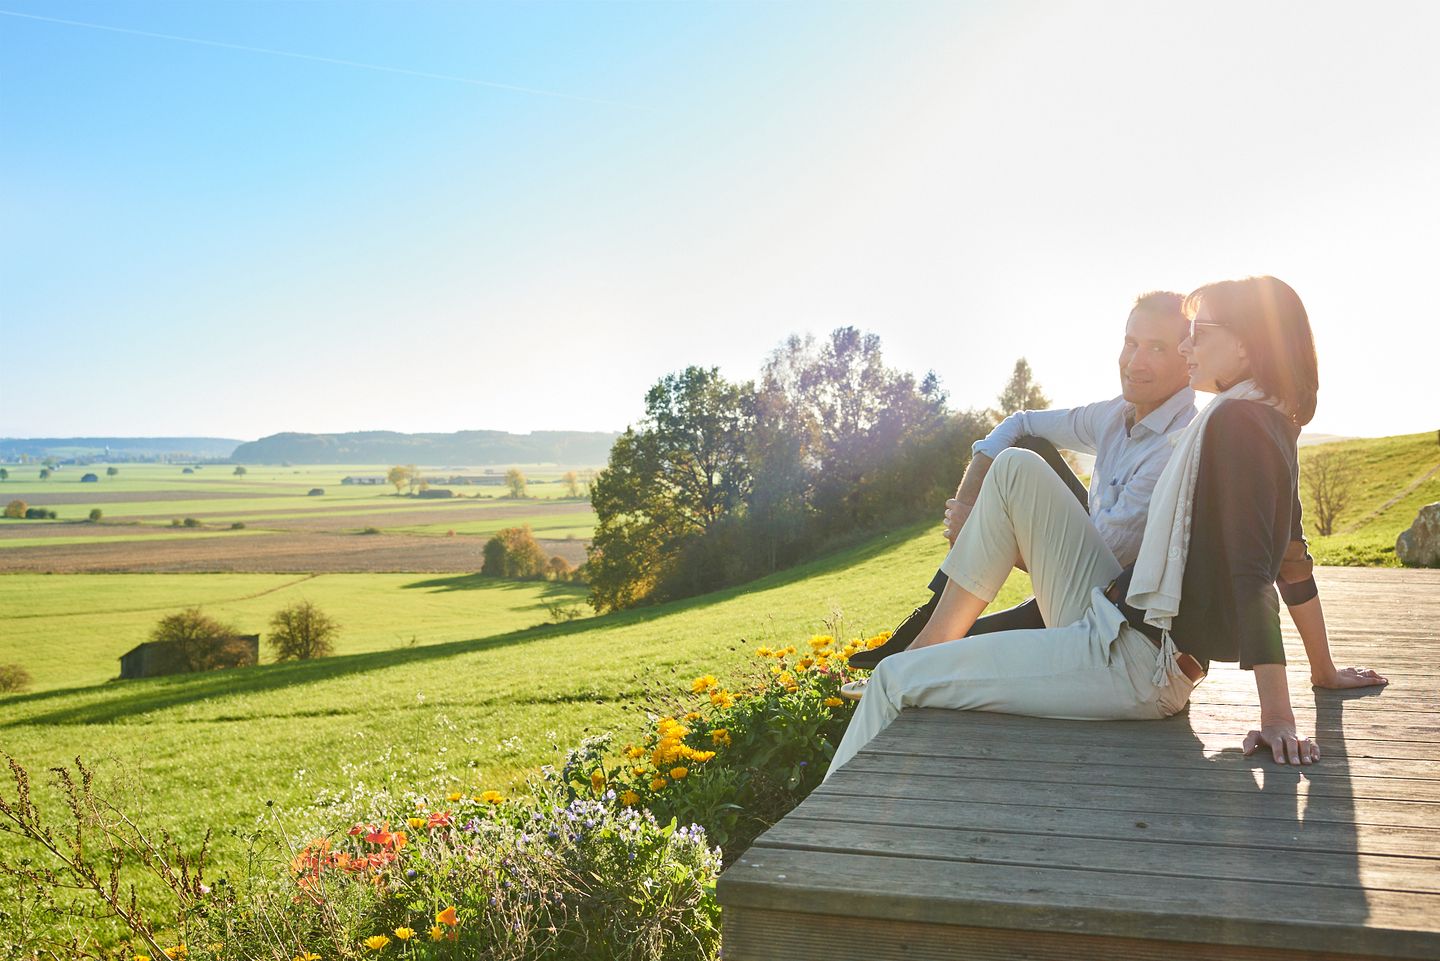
xmin=1277 ymin=537 xmax=1318 ymax=606
xmin=973 ymin=402 xmax=1109 ymax=460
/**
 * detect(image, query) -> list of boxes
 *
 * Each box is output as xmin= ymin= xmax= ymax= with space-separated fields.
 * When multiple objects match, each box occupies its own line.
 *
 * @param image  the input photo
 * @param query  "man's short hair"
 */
xmin=1131 ymin=290 xmax=1188 ymax=336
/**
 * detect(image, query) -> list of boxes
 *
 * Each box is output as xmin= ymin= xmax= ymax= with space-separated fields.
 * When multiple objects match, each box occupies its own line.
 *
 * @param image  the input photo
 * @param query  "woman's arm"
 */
xmin=1245 ymin=664 xmax=1320 ymax=765
xmin=1287 ymin=594 xmax=1389 ymax=689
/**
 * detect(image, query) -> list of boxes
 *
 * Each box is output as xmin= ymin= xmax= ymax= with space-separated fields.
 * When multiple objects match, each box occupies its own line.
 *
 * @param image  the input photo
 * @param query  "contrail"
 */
xmin=0 ymin=8 xmax=642 ymax=110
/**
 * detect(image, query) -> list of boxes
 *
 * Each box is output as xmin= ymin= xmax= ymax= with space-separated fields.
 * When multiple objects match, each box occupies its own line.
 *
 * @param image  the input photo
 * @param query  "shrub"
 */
xmin=3 ymin=500 xmax=25 ymax=519
xmin=170 ymin=518 xmax=182 ymax=526
xmin=360 ymin=526 xmax=382 ymax=535
xmin=610 ymin=631 xmax=884 ymax=852
xmin=546 ymin=555 xmax=574 ymax=579
xmin=24 ymin=508 xmax=57 ymax=520
xmin=182 ymin=517 xmax=201 ymax=528
xmin=106 ymin=466 xmax=119 ymax=477
xmin=481 ymin=525 xmax=548 ymax=578
xmin=268 ymin=600 xmax=338 ymax=661
xmin=308 ymin=488 xmax=325 ymax=496
xmin=89 ymin=508 xmax=103 ymax=522
xmin=0 ymin=663 xmax=32 ymax=694
xmin=230 ymin=521 xmax=246 ymax=529
xmin=150 ymin=608 xmax=243 ymax=673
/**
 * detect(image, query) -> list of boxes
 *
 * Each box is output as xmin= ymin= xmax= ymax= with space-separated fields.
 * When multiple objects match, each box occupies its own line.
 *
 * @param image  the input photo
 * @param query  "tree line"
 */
xmin=585 ymin=329 xmax=1043 ymax=612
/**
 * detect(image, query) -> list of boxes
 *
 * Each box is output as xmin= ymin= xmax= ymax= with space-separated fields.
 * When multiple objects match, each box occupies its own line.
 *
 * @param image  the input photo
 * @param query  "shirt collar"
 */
xmin=1127 ymin=387 xmax=1197 ymax=438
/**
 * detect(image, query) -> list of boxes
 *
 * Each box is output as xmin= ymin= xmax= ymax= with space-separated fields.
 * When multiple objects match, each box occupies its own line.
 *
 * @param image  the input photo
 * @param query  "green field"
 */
xmin=0 ymin=572 xmax=593 ymax=692
xmin=0 ymin=523 xmax=1030 ymax=945
xmin=1299 ymin=431 xmax=1440 ymax=566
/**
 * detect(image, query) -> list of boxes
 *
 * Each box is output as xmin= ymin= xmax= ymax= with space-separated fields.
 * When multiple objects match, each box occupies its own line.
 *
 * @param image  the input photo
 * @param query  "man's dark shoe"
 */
xmin=848 ymin=593 xmax=940 ymax=670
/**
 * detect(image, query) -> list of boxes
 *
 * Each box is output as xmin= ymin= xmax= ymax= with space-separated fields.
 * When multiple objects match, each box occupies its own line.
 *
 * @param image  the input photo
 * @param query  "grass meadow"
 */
xmin=0 ymin=521 xmax=1032 ymax=945
xmin=1299 ymin=431 xmax=1440 ymax=566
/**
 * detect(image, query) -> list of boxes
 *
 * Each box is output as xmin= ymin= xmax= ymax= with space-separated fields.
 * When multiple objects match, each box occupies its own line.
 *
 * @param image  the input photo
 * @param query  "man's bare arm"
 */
xmin=943 ymin=452 xmax=994 ymax=545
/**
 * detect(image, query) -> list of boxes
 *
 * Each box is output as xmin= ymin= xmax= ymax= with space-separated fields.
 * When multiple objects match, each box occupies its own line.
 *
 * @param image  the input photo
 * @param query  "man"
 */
xmin=850 ymin=291 xmax=1196 ymax=669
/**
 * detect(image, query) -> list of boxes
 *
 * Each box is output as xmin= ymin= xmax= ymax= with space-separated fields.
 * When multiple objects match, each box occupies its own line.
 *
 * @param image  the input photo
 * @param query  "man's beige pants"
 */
xmin=826 ymin=447 xmax=1196 ymax=779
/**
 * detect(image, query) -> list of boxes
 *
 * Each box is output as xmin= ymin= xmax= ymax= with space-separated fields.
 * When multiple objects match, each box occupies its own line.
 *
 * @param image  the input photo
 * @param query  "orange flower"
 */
xmin=426 ymin=811 xmax=452 ymax=829
xmin=824 ymin=696 xmax=845 ymax=708
xmin=436 ymin=905 xmax=458 ymax=927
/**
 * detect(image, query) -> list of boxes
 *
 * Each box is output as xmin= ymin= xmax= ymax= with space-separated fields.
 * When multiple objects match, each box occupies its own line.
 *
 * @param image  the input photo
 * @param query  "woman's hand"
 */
xmin=1312 ymin=666 xmax=1388 ymax=689
xmin=1243 ymin=720 xmax=1320 ymax=765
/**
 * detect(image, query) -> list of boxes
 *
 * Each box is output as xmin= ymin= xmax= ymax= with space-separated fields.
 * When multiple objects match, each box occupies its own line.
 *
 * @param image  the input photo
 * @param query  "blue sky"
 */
xmin=2 ymin=1 xmax=1437 ymax=440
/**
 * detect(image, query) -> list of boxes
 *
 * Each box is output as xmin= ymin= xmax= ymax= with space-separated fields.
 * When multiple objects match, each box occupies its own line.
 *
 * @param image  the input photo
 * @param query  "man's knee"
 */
xmin=991 ymin=445 xmax=1049 ymax=484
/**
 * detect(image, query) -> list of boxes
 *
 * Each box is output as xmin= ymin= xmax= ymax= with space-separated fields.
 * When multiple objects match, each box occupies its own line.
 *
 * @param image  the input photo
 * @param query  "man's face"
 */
xmin=1118 ymin=309 xmax=1190 ymax=409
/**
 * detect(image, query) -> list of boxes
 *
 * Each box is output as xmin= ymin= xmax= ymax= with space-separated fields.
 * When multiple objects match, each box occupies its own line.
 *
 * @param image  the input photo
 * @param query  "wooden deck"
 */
xmin=718 ymin=567 xmax=1440 ymax=960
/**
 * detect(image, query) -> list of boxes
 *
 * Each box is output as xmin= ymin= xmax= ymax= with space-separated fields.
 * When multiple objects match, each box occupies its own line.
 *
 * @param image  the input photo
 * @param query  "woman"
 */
xmin=826 ymin=276 xmax=1385 ymax=778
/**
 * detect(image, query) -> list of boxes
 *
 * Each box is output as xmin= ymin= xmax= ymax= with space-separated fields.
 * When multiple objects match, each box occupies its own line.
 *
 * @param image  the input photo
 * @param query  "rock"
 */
xmin=1395 ymin=502 xmax=1440 ymax=567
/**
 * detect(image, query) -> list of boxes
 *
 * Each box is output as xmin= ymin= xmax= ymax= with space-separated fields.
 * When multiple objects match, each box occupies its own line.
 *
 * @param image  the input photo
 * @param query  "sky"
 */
xmin=2 ymin=0 xmax=1437 ymax=441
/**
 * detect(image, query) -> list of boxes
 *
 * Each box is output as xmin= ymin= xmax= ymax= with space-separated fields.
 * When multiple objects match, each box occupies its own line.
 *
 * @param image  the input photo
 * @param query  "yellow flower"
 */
xmin=632 ymin=765 xmax=647 ymax=777
xmin=755 ymin=645 xmax=773 ymax=657
xmin=776 ymin=672 xmax=794 ymax=687
xmin=782 ymin=646 xmax=797 ymax=656
xmin=293 ymin=954 xmax=321 ymax=961
xmin=691 ymin=674 xmax=718 ymax=693
xmin=684 ymin=711 xmax=702 ymax=721
xmin=770 ymin=665 xmax=782 ymax=676
xmin=620 ymin=789 xmax=640 ymax=806
xmin=407 ymin=817 xmax=426 ymax=829
xmin=164 ymin=948 xmax=187 ymax=960
xmin=479 ymin=790 xmax=503 ymax=804
xmin=363 ymin=935 xmax=390 ymax=951
xmin=709 ymin=689 xmax=735 ymax=708
xmin=135 ymin=956 xmax=151 ymax=961
xmin=650 ymin=777 xmax=668 ymax=791
xmin=824 ymin=697 xmax=845 ymax=708
xmin=446 ymin=791 xmax=463 ymax=802
xmin=808 ymin=635 xmax=835 ymax=650
xmin=691 ymin=750 xmax=716 ymax=763
xmin=670 ymin=766 xmax=688 ymax=780
xmin=711 ymin=728 xmax=731 ymax=747
xmin=429 ymin=925 xmax=446 ymax=942
xmin=864 ymin=632 xmax=892 ymax=651
xmin=625 ymin=744 xmax=645 ymax=759
xmin=590 ymin=769 xmax=606 ymax=792
xmin=393 ymin=927 xmax=415 ymax=941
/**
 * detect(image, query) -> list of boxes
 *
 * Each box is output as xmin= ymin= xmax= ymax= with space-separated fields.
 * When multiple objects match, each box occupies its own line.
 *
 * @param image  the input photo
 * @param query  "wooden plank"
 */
xmin=789 ymin=792 xmax=1440 ymax=859
xmin=870 ymin=710 xmax=1440 ymax=761
xmin=719 ymin=847 xmax=1440 ymax=958
xmin=865 ymin=727 xmax=1440 ymax=779
xmin=868 ymin=704 xmax=1440 ymax=742
xmin=834 ymin=752 xmax=1440 ymax=803
xmin=755 ymin=817 xmax=1440 ymax=894
xmin=723 ymin=907 xmax=1426 ymax=961
xmin=819 ymin=766 xmax=1439 ymax=829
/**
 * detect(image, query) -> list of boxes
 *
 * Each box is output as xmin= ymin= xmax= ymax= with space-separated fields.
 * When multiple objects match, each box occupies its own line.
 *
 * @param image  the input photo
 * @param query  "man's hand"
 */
xmin=1243 ymin=719 xmax=1320 ymax=765
xmin=942 ymin=496 xmax=973 ymax=545
xmin=1312 ymin=666 xmax=1388 ymax=690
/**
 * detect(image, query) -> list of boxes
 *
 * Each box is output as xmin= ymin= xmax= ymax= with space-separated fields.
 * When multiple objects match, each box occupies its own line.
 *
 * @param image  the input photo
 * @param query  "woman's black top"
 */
xmin=1114 ymin=398 xmax=1319 ymax=670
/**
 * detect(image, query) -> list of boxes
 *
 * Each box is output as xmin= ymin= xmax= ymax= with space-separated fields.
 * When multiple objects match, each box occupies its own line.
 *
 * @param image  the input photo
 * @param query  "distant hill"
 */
xmin=0 ymin=437 xmax=243 ymax=461
xmin=230 ymin=430 xmax=621 ymax=466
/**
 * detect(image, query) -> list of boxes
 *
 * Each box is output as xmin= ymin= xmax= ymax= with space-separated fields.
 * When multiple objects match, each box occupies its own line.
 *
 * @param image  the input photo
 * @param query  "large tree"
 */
xmin=759 ymin=327 xmax=947 ymax=527
xmin=588 ymin=366 xmax=754 ymax=611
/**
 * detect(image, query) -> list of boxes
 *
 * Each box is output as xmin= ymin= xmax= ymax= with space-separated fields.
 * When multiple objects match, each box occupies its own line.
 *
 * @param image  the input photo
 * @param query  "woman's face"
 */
xmin=1179 ymin=303 xmax=1250 ymax=393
